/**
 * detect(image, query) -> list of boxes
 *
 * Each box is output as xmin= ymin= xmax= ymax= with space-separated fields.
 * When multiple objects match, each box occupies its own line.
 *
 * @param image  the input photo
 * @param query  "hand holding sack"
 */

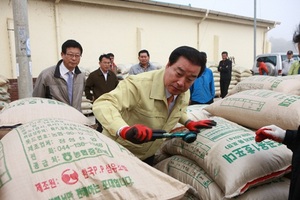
xmin=185 ymin=119 xmax=217 ymax=132
xmin=255 ymin=125 xmax=286 ymax=143
xmin=120 ymin=124 xmax=153 ymax=144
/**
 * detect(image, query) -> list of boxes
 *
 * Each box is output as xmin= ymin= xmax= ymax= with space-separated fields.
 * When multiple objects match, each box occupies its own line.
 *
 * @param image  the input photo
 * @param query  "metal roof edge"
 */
xmin=65 ymin=0 xmax=280 ymax=27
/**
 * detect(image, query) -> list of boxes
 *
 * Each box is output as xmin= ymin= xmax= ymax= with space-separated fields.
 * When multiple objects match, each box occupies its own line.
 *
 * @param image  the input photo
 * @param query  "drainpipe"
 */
xmin=254 ymin=0 xmax=256 ymax=60
xmin=197 ymin=9 xmax=209 ymax=50
xmin=262 ymin=22 xmax=278 ymax=53
xmin=7 ymin=19 xmax=16 ymax=78
xmin=54 ymin=0 xmax=61 ymax=59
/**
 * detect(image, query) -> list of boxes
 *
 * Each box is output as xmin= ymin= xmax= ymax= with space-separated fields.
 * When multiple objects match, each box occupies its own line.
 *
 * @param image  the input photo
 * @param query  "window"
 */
xmin=261 ymin=56 xmax=276 ymax=66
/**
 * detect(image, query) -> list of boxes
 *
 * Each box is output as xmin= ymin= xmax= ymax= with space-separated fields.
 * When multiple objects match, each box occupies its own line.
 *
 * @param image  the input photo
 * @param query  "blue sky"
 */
xmin=153 ymin=0 xmax=300 ymax=41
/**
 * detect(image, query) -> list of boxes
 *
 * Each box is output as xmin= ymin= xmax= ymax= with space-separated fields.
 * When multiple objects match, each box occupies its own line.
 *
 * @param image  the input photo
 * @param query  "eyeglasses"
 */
xmin=65 ymin=53 xmax=81 ymax=59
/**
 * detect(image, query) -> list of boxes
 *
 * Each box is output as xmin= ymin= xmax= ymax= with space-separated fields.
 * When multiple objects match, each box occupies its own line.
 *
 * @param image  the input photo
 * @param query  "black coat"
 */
xmin=217 ymin=59 xmax=232 ymax=80
xmin=283 ymin=126 xmax=300 ymax=200
xmin=84 ymin=68 xmax=119 ymax=101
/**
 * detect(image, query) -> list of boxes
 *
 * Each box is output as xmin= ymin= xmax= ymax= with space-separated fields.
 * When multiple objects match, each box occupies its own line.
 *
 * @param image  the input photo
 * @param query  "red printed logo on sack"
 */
xmin=61 ymin=169 xmax=79 ymax=185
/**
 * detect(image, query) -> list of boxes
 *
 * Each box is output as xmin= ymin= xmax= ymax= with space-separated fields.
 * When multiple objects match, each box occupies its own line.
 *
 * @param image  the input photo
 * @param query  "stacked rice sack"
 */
xmin=156 ymin=154 xmax=290 ymax=200
xmin=116 ymin=63 xmax=134 ymax=80
xmin=116 ymin=63 xmax=133 ymax=75
xmin=155 ymin=116 xmax=291 ymax=199
xmin=227 ymin=75 xmax=300 ymax=96
xmin=0 ymin=118 xmax=189 ymax=199
xmin=0 ymin=75 xmax=11 ymax=110
xmin=232 ymin=65 xmax=253 ymax=82
xmin=195 ymin=79 xmax=300 ymax=198
xmin=117 ymin=62 xmax=163 ymax=80
xmin=0 ymin=97 xmax=92 ymax=139
xmin=0 ymin=97 xmax=189 ymax=199
xmin=81 ymin=95 xmax=93 ymax=116
xmin=209 ymin=65 xmax=221 ymax=97
xmin=151 ymin=62 xmax=163 ymax=70
xmin=205 ymin=89 xmax=300 ymax=130
xmin=209 ymin=64 xmax=245 ymax=98
xmin=154 ymin=96 xmax=293 ymax=199
xmin=226 ymin=177 xmax=290 ymax=200
xmin=80 ymin=69 xmax=93 ymax=116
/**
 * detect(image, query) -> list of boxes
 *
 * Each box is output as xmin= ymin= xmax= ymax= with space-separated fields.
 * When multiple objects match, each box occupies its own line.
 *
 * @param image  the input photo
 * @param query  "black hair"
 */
xmin=293 ymin=23 xmax=300 ymax=44
xmin=107 ymin=53 xmax=114 ymax=57
xmin=138 ymin=49 xmax=150 ymax=57
xmin=221 ymin=51 xmax=228 ymax=56
xmin=99 ymin=54 xmax=111 ymax=62
xmin=61 ymin=39 xmax=83 ymax=55
xmin=169 ymin=46 xmax=206 ymax=77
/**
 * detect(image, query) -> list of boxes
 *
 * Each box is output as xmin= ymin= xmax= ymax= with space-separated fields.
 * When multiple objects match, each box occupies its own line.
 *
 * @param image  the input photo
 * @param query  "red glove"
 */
xmin=255 ymin=125 xmax=286 ymax=143
xmin=120 ymin=124 xmax=153 ymax=144
xmin=185 ymin=120 xmax=217 ymax=132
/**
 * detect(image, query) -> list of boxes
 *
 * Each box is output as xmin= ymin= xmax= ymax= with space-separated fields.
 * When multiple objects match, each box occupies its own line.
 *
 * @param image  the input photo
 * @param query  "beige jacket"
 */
xmin=93 ymin=69 xmax=190 ymax=160
xmin=33 ymin=60 xmax=85 ymax=111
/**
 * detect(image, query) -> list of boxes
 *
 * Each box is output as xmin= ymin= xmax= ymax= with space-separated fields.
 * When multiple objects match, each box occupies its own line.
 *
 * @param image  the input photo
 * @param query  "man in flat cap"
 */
xmin=282 ymin=50 xmax=296 ymax=76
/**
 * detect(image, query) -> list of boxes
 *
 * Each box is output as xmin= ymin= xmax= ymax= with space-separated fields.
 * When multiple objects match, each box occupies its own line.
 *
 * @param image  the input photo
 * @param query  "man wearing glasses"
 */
xmin=33 ymin=39 xmax=85 ymax=111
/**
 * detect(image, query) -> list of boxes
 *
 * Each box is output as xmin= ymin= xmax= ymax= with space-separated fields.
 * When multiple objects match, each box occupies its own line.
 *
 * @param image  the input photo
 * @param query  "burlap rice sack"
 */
xmin=0 ymin=97 xmax=92 ymax=128
xmin=231 ymin=65 xmax=252 ymax=85
xmin=0 ymin=101 xmax=8 ymax=110
xmin=180 ymin=192 xmax=199 ymax=200
xmin=0 ymin=129 xmax=10 ymax=140
xmin=0 ymin=75 xmax=9 ymax=86
xmin=155 ymin=155 xmax=224 ymax=200
xmin=227 ymin=75 xmax=300 ymax=96
xmin=204 ymin=89 xmax=300 ymax=130
xmin=0 ymin=118 xmax=188 ymax=199
xmin=225 ymin=177 xmax=289 ymax=200
xmin=159 ymin=117 xmax=292 ymax=198
xmin=0 ymin=85 xmax=9 ymax=94
xmin=0 ymin=94 xmax=10 ymax=101
xmin=172 ymin=104 xmax=212 ymax=130
xmin=81 ymin=97 xmax=93 ymax=116
xmin=81 ymin=109 xmax=93 ymax=115
xmin=186 ymin=105 xmax=212 ymax=121
xmin=81 ymin=102 xmax=93 ymax=110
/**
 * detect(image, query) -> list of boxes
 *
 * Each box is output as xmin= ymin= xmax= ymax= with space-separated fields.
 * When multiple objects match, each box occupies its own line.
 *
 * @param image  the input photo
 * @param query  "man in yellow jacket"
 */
xmin=288 ymin=60 xmax=300 ymax=75
xmin=92 ymin=46 xmax=216 ymax=165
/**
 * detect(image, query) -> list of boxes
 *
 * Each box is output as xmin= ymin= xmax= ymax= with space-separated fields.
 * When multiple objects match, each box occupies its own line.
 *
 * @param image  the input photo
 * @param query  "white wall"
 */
xmin=1 ymin=0 xmax=274 ymax=78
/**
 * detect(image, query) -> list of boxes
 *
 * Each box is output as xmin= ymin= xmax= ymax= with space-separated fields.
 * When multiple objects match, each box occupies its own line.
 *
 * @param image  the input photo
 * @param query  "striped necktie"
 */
xmin=67 ymin=71 xmax=73 ymax=105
